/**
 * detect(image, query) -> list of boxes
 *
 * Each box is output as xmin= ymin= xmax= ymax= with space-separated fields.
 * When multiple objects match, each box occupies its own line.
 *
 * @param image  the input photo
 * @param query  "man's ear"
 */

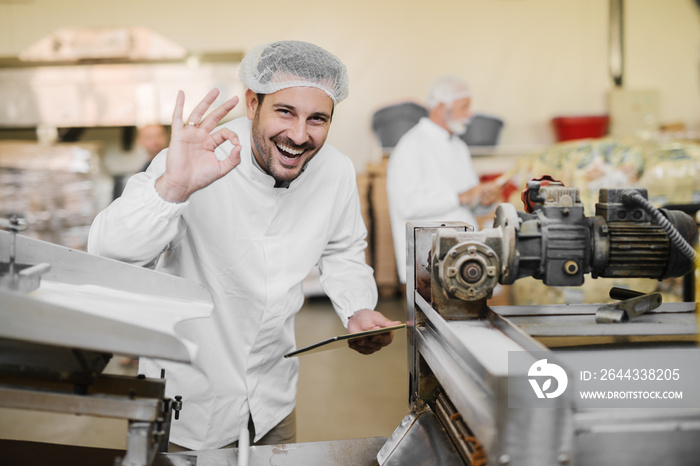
xmin=429 ymin=102 xmax=448 ymax=128
xmin=245 ymin=89 xmax=259 ymax=120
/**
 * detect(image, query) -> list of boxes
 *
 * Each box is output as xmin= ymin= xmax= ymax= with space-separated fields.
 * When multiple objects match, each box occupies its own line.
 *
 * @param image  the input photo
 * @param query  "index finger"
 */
xmin=185 ymin=88 xmax=221 ymax=125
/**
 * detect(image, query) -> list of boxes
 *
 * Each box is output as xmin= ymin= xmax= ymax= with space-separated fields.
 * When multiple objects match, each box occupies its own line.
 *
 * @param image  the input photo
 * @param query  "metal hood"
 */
xmin=0 ymin=28 xmax=243 ymax=128
xmin=19 ymin=27 xmax=187 ymax=63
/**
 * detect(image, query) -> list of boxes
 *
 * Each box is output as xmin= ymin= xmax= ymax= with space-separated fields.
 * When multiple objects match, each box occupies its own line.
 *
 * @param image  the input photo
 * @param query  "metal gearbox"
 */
xmin=430 ymin=179 xmax=696 ymax=320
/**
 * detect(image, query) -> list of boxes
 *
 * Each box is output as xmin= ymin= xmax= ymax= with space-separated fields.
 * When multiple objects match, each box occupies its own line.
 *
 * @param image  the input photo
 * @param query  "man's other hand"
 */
xmin=347 ymin=309 xmax=402 ymax=355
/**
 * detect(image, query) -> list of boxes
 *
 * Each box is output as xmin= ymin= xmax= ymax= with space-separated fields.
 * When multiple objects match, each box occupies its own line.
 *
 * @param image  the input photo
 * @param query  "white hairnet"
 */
xmin=426 ymin=75 xmax=471 ymax=109
xmin=238 ymin=40 xmax=349 ymax=105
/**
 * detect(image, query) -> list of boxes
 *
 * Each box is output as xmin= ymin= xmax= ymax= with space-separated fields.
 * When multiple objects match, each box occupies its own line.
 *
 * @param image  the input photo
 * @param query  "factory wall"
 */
xmin=0 ymin=0 xmax=698 ymax=173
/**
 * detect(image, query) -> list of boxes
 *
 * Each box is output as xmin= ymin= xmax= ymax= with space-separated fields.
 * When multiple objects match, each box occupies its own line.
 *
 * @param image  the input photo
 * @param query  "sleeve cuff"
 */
xmin=143 ymin=175 xmax=190 ymax=219
xmin=335 ymin=289 xmax=378 ymax=328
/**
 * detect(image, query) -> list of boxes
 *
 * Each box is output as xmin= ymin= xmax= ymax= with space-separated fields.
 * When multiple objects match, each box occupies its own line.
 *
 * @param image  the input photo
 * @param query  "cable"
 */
xmin=621 ymin=189 xmax=700 ymax=267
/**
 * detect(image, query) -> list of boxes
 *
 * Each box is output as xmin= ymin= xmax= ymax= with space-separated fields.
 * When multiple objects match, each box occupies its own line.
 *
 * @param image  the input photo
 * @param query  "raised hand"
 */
xmin=155 ymin=89 xmax=242 ymax=203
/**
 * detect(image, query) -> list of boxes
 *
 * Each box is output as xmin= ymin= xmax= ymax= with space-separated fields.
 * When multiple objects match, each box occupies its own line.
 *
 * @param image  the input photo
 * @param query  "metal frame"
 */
xmin=0 ymin=231 xmax=211 ymax=466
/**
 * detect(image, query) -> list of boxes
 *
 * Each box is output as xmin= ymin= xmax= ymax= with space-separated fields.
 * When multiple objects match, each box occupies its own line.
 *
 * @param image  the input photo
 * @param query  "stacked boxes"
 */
xmin=361 ymin=158 xmax=401 ymax=297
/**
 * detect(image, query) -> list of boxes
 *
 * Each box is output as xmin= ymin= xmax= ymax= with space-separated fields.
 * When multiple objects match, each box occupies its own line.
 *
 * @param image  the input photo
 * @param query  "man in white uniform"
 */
xmin=386 ymin=76 xmax=500 ymax=284
xmin=88 ymin=41 xmax=399 ymax=451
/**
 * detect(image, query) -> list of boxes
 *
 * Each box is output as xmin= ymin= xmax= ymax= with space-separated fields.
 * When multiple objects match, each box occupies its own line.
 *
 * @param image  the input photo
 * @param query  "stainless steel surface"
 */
xmin=379 ymin=407 xmax=463 ymax=466
xmin=496 ymin=302 xmax=697 ymax=347
xmin=122 ymin=422 xmax=159 ymax=466
xmin=1 ymin=289 xmax=201 ymax=362
xmin=406 ymin=221 xmax=471 ymax=412
xmin=0 ymin=59 xmax=242 ymax=128
xmin=412 ymin=293 xmax=573 ymax=465
xmin=0 ymin=229 xmax=213 ymax=362
xmin=156 ymin=438 xmax=387 ymax=466
xmin=406 ymin=297 xmax=700 ymax=465
xmin=494 ymin=301 xmax=695 ymax=316
xmin=376 ymin=412 xmax=417 ymax=464
xmin=0 ymin=383 xmax=163 ymax=422
xmin=383 ymin=221 xmax=700 ymax=465
xmin=19 ymin=27 xmax=186 ymax=62
xmin=1 ymin=229 xmax=210 ymax=300
xmin=573 ymin=406 xmax=700 ymax=466
xmin=0 ymin=437 xmax=382 ymax=466
xmin=1 ymin=28 xmax=244 ymax=128
xmin=0 ymin=438 xmax=385 ymax=466
xmin=595 ymin=291 xmax=662 ymax=323
xmin=0 ymin=438 xmax=386 ymax=466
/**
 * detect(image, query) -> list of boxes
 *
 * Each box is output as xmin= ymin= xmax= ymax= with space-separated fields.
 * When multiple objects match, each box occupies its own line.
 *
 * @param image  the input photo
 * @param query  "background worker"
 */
xmin=137 ymin=123 xmax=169 ymax=172
xmin=89 ymin=40 xmax=399 ymax=451
xmin=112 ymin=124 xmax=170 ymax=199
xmin=386 ymin=75 xmax=500 ymax=284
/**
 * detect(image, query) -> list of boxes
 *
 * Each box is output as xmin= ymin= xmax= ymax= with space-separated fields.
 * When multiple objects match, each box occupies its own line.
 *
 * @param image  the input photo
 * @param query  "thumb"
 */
xmin=220 ymin=144 xmax=242 ymax=174
xmin=375 ymin=313 xmax=402 ymax=328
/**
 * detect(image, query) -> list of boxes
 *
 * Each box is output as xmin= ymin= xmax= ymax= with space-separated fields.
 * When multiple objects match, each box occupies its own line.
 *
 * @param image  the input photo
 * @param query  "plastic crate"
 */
xmin=552 ymin=115 xmax=609 ymax=141
xmin=371 ymin=102 xmax=428 ymax=150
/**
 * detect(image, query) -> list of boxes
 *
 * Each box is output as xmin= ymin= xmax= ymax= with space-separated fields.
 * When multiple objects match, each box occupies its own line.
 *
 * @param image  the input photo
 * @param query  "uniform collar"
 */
xmin=249 ymin=149 xmax=311 ymax=189
xmin=419 ymin=117 xmax=453 ymax=141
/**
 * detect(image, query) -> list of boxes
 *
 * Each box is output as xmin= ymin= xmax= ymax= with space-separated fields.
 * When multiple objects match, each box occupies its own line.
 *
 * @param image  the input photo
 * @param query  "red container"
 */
xmin=551 ymin=115 xmax=609 ymax=142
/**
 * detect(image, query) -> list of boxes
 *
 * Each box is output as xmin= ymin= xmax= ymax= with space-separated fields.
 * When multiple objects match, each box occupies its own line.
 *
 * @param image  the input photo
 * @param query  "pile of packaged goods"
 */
xmin=505 ymin=136 xmax=700 ymax=305
xmin=0 ymin=141 xmax=101 ymax=251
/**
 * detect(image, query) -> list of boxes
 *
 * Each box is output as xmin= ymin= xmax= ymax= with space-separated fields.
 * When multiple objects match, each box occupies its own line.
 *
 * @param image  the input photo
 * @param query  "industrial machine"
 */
xmin=378 ymin=178 xmax=700 ymax=466
xmin=0 ymin=217 xmax=213 ymax=466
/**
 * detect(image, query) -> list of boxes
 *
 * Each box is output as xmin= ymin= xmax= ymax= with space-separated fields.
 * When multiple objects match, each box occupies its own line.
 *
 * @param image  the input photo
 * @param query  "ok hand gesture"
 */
xmin=155 ymin=89 xmax=242 ymax=203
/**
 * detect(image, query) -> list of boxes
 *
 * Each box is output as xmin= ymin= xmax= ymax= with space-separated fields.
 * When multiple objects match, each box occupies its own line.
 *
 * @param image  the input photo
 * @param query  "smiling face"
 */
xmin=246 ymin=87 xmax=333 ymax=185
xmin=429 ymin=96 xmax=473 ymax=136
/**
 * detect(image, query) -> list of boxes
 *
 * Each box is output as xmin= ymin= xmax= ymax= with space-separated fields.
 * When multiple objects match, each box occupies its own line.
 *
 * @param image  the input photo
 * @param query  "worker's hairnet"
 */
xmin=239 ymin=40 xmax=349 ymax=105
xmin=426 ymin=75 xmax=471 ymax=109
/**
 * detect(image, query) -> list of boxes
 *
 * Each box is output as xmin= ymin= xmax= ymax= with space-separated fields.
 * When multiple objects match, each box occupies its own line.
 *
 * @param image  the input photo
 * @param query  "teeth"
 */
xmin=277 ymin=144 xmax=303 ymax=156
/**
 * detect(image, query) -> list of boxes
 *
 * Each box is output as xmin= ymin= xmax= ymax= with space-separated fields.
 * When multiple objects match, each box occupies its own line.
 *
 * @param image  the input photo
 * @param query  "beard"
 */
xmin=446 ymin=116 xmax=470 ymax=136
xmin=251 ymin=116 xmax=319 ymax=185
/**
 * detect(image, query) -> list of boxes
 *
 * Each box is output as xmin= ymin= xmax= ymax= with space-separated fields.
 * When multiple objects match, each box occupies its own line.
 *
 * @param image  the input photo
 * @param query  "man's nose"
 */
xmin=288 ymin=120 xmax=309 ymax=145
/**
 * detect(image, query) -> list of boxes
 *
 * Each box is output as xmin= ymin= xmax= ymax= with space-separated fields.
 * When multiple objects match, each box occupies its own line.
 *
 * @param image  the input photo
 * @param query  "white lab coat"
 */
xmin=88 ymin=116 xmax=377 ymax=450
xmin=386 ymin=117 xmax=480 ymax=284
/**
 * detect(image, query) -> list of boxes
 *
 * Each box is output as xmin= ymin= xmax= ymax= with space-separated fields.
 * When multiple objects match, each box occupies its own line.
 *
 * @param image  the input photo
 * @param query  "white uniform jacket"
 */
xmin=386 ymin=117 xmax=480 ymax=284
xmin=88 ymin=116 xmax=378 ymax=450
